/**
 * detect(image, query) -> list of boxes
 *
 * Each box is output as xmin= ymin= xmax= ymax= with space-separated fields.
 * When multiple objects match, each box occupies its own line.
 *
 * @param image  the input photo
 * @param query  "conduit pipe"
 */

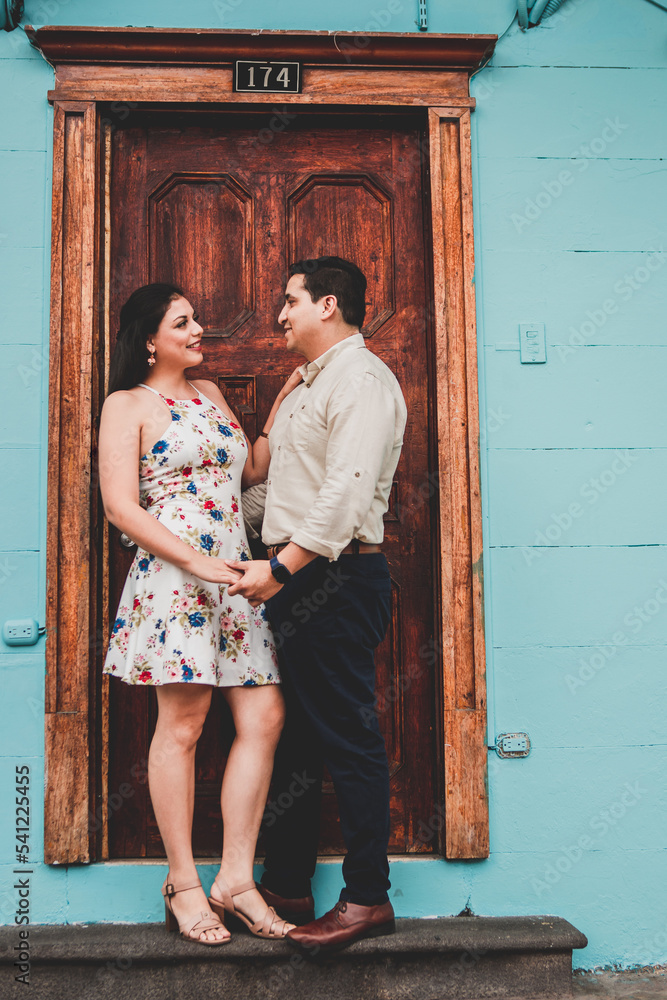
xmin=1 ymin=0 xmax=23 ymax=31
xmin=517 ymin=0 xmax=568 ymax=29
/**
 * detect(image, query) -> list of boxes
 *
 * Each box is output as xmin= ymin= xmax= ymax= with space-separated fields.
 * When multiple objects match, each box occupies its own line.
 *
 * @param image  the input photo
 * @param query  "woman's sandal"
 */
xmin=162 ymin=877 xmax=231 ymax=945
xmin=208 ymin=876 xmax=292 ymax=939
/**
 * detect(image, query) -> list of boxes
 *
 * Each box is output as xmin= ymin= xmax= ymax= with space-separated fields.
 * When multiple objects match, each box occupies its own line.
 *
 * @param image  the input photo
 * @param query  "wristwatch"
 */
xmin=269 ymin=556 xmax=292 ymax=584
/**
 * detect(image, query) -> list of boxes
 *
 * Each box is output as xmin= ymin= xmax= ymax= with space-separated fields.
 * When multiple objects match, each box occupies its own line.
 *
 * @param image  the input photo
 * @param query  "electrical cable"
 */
xmin=470 ymin=8 xmax=519 ymax=85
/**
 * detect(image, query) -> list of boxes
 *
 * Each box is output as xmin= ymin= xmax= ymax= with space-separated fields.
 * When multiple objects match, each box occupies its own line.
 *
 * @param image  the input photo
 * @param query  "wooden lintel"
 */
xmin=26 ymin=25 xmax=496 ymax=71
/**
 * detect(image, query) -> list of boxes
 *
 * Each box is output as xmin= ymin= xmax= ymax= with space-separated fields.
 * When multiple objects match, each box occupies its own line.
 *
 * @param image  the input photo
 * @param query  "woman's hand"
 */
xmin=189 ymin=552 xmax=244 ymax=585
xmin=278 ymin=367 xmax=303 ymax=400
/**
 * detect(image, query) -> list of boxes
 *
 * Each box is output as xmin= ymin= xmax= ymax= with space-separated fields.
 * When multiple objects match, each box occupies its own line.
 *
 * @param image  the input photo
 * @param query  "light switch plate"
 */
xmin=519 ymin=323 xmax=546 ymax=363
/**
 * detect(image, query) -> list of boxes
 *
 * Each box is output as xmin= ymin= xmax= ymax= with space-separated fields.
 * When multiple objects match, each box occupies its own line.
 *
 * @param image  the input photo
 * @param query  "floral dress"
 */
xmin=102 ymin=383 xmax=279 ymax=687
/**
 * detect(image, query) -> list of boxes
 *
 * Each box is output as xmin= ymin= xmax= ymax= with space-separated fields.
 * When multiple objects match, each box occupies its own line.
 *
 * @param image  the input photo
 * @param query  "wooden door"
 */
xmin=106 ymin=109 xmax=437 ymax=859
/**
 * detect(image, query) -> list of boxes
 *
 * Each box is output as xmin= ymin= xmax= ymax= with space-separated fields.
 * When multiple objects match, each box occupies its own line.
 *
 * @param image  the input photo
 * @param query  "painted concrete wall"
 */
xmin=1 ymin=0 xmax=666 ymax=970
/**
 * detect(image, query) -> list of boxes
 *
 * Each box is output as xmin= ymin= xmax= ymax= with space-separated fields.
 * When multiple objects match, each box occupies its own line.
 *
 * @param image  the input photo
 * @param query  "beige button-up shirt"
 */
xmin=262 ymin=333 xmax=407 ymax=561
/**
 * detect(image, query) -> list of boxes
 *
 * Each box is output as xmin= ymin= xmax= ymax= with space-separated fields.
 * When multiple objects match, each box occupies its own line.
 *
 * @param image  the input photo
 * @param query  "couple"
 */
xmin=99 ymin=256 xmax=407 ymax=953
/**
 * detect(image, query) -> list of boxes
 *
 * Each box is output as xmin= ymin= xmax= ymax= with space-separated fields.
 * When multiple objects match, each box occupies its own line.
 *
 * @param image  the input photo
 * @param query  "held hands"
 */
xmin=190 ymin=552 xmax=244 ymax=586
xmin=225 ymin=560 xmax=282 ymax=607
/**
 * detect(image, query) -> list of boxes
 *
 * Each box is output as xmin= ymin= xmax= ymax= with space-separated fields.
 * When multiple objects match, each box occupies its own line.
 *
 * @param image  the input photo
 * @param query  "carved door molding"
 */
xmin=29 ymin=27 xmax=495 ymax=864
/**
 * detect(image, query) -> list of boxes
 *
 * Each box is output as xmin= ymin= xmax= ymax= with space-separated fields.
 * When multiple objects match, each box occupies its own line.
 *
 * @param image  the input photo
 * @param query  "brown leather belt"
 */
xmin=266 ymin=541 xmax=381 ymax=559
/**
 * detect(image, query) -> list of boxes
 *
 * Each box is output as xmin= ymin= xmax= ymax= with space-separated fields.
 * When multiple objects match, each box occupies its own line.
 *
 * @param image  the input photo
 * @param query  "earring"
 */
xmin=147 ymin=346 xmax=156 ymax=367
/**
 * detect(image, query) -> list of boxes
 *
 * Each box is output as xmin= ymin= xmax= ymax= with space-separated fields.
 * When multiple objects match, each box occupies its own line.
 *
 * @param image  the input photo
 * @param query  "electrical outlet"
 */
xmin=495 ymin=732 xmax=531 ymax=758
xmin=2 ymin=619 xmax=41 ymax=647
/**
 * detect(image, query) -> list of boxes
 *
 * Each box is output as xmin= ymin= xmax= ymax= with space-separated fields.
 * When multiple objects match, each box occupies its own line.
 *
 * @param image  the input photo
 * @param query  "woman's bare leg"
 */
xmin=149 ymin=682 xmax=229 ymax=942
xmin=215 ymin=684 xmax=293 ymax=927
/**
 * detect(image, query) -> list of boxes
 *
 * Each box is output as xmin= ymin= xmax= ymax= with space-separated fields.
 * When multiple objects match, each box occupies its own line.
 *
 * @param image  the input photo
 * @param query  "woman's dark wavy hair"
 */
xmin=107 ymin=283 xmax=185 ymax=395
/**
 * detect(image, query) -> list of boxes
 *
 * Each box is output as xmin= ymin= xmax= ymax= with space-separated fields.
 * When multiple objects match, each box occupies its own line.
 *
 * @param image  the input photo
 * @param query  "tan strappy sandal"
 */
xmin=162 ymin=877 xmax=230 ymax=945
xmin=208 ymin=877 xmax=292 ymax=939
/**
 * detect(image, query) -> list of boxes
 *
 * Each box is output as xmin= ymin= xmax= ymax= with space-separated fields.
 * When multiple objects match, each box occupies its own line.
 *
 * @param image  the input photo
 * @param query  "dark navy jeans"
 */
xmin=262 ymin=553 xmax=392 ymax=907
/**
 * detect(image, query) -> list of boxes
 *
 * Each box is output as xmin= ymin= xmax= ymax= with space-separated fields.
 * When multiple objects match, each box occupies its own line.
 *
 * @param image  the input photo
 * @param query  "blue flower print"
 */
xmin=112 ymin=617 xmax=126 ymax=635
xmin=152 ymin=440 xmax=169 ymax=454
xmin=188 ymin=612 xmax=205 ymax=628
xmin=239 ymin=551 xmax=249 ymax=562
xmin=171 ymin=411 xmax=181 ymax=421
xmin=137 ymin=552 xmax=155 ymax=573
xmin=187 ymin=481 xmax=197 ymax=494
xmin=210 ymin=509 xmax=223 ymax=521
xmin=159 ymin=630 xmax=166 ymax=644
xmin=260 ymin=607 xmax=268 ymax=621
xmin=243 ymin=678 xmax=258 ymax=686
xmin=219 ymin=634 xmax=227 ymax=652
xmin=181 ymin=664 xmax=194 ymax=681
xmin=216 ymin=448 xmax=229 ymax=465
xmin=200 ymin=534 xmax=214 ymax=552
xmin=218 ymin=423 xmax=234 ymax=438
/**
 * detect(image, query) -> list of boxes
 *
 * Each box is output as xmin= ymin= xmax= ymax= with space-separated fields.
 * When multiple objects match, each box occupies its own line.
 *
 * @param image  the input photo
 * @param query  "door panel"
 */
xmin=107 ymin=110 xmax=436 ymax=858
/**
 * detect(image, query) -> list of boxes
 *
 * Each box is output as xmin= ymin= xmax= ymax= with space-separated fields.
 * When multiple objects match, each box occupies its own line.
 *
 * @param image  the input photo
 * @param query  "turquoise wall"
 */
xmin=1 ymin=0 xmax=666 ymax=970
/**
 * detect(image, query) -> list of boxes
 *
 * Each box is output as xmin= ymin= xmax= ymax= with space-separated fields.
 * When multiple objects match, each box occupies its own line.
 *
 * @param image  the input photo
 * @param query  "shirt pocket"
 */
xmin=285 ymin=400 xmax=313 ymax=452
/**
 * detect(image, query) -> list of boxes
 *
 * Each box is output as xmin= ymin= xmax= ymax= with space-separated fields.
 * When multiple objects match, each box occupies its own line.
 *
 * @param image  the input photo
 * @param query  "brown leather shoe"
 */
xmin=285 ymin=899 xmax=395 ymax=954
xmin=256 ymin=884 xmax=315 ymax=926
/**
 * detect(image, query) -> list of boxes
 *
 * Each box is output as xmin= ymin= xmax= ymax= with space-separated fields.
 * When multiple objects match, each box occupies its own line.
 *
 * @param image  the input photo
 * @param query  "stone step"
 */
xmin=1 ymin=915 xmax=588 ymax=1000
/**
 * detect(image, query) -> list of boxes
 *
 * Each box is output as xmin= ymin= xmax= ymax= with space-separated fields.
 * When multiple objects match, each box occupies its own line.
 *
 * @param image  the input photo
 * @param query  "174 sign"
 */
xmin=234 ymin=60 xmax=302 ymax=94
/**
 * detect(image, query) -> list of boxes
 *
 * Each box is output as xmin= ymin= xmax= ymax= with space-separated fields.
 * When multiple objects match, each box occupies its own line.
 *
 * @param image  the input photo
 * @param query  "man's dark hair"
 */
xmin=289 ymin=256 xmax=367 ymax=329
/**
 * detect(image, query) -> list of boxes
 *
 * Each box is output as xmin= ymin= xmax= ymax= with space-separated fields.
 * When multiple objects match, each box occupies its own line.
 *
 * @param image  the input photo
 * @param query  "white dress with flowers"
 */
xmin=102 ymin=383 xmax=279 ymax=687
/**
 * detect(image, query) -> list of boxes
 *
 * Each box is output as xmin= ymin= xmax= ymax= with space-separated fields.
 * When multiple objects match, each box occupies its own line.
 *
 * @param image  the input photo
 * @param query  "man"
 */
xmin=227 ymin=255 xmax=407 ymax=953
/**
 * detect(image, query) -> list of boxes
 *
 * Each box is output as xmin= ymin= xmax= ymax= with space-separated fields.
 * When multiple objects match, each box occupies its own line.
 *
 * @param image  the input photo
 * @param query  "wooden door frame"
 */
xmin=28 ymin=26 xmax=495 ymax=864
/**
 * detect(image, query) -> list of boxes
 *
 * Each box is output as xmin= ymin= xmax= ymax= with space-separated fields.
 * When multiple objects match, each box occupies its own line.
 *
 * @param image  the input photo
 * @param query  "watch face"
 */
xmin=270 ymin=557 xmax=291 ymax=584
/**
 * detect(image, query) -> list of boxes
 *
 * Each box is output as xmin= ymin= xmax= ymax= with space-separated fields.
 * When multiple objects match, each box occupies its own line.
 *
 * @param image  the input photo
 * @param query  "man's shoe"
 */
xmin=256 ymin=884 xmax=315 ymax=926
xmin=285 ymin=899 xmax=395 ymax=954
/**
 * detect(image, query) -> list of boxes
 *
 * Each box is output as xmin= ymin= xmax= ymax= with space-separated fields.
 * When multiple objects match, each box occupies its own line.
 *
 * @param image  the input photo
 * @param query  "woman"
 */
xmin=99 ymin=283 xmax=301 ymax=945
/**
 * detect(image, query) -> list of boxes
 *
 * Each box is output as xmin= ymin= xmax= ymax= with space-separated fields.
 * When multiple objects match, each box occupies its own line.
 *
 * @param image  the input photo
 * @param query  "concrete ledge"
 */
xmin=0 ymin=915 xmax=588 ymax=1000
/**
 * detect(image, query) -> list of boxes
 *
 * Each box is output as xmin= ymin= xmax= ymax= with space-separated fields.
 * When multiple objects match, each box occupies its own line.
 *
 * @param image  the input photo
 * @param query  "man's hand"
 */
xmin=226 ymin=559 xmax=282 ymax=607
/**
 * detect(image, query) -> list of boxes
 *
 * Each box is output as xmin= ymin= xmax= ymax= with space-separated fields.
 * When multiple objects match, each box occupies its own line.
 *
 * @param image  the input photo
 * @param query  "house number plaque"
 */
xmin=234 ymin=60 xmax=302 ymax=94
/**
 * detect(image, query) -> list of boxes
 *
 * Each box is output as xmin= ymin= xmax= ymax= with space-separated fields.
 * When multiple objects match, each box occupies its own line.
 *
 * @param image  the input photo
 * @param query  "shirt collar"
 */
xmin=299 ymin=333 xmax=365 ymax=387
